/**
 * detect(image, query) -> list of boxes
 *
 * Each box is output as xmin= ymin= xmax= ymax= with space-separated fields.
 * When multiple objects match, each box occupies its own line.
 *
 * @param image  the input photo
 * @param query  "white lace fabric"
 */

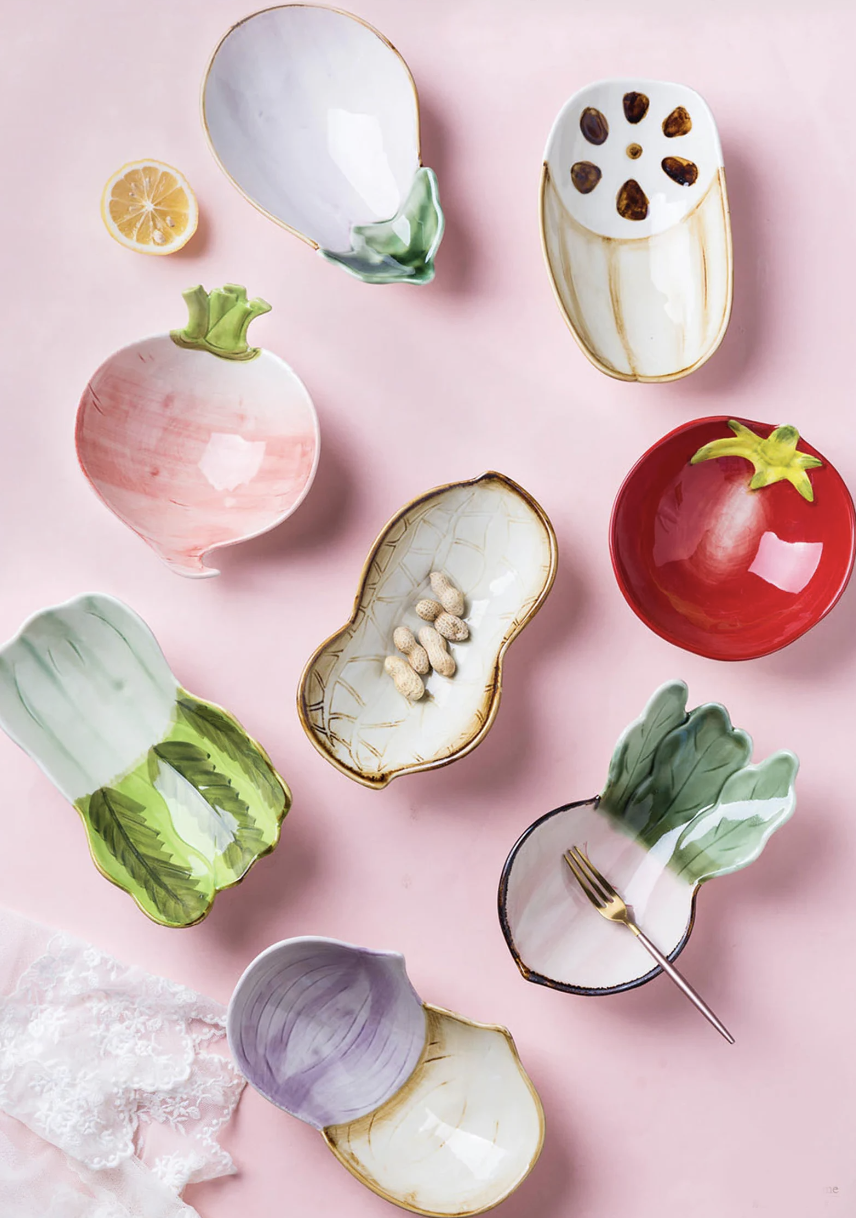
xmin=0 ymin=909 xmax=245 ymax=1216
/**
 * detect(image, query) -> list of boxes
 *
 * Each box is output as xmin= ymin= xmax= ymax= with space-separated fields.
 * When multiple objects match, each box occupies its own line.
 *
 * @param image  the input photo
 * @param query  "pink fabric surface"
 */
xmin=0 ymin=2 xmax=853 ymax=1215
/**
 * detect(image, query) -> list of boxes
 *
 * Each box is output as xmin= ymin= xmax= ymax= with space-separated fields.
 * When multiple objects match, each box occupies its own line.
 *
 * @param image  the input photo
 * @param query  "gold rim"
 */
xmin=539 ymin=162 xmax=734 ymax=383
xmin=200 ymin=4 xmax=424 ymax=249
xmin=321 ymin=1002 xmax=546 ymax=1217
xmin=296 ymin=471 xmax=559 ymax=789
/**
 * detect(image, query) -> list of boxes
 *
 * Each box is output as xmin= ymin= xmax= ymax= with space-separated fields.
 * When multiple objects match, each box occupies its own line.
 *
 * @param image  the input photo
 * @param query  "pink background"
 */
xmin=1 ymin=1 xmax=854 ymax=1214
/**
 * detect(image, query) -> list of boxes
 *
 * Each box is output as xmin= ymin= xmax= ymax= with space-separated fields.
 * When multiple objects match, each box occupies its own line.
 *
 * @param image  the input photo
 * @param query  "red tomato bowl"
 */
xmin=609 ymin=416 xmax=856 ymax=661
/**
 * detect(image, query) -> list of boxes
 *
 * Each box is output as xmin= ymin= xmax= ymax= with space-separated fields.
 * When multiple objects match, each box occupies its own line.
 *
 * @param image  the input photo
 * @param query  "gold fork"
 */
xmin=563 ymin=846 xmax=734 ymax=1045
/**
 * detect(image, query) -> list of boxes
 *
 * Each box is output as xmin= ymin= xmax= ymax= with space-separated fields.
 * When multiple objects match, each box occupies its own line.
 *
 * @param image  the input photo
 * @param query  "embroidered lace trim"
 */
xmin=0 ymin=926 xmax=244 ymax=1192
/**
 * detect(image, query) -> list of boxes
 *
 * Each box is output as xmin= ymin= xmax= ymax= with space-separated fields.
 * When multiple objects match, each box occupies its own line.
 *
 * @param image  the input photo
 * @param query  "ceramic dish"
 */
xmin=228 ymin=936 xmax=544 ymax=1215
xmin=541 ymin=78 xmax=732 ymax=381
xmin=298 ymin=472 xmax=558 ymax=787
xmin=0 ymin=594 xmax=290 ymax=928
xmin=499 ymin=681 xmax=797 ymax=995
xmin=610 ymin=416 xmax=856 ymax=660
xmin=76 ymin=283 xmax=320 ymax=578
xmin=203 ymin=5 xmax=444 ymax=284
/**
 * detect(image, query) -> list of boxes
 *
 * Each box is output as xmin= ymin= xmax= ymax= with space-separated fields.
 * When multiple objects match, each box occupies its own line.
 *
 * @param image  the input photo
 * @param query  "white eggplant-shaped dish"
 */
xmin=228 ymin=936 xmax=545 ymax=1215
xmin=541 ymin=79 xmax=732 ymax=382
xmin=0 ymin=594 xmax=290 ymax=928
xmin=203 ymin=5 xmax=444 ymax=285
xmin=298 ymin=473 xmax=558 ymax=787
xmin=499 ymin=681 xmax=797 ymax=994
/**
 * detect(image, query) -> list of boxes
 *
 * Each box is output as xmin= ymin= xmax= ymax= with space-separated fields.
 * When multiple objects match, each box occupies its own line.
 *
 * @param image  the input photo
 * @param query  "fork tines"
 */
xmin=563 ymin=846 xmax=618 ymax=908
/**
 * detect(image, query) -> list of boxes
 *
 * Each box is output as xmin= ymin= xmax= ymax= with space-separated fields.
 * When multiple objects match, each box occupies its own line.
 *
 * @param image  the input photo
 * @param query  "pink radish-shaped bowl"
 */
xmin=76 ymin=283 xmax=320 ymax=577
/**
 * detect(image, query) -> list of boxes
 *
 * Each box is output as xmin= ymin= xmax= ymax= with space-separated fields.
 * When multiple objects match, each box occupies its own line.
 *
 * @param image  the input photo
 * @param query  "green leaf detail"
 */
xmin=690 ymin=419 xmax=823 ymax=503
xmin=319 ymin=167 xmax=444 ymax=285
xmin=625 ymin=704 xmax=752 ymax=847
xmin=84 ymin=786 xmax=206 ymax=925
xmin=170 ymin=284 xmax=270 ymax=361
xmin=175 ymin=693 xmax=286 ymax=818
xmin=671 ymin=752 xmax=798 ymax=883
xmin=599 ymin=682 xmax=797 ymax=884
xmin=152 ymin=740 xmax=266 ymax=878
xmin=601 ymin=681 xmax=689 ymax=818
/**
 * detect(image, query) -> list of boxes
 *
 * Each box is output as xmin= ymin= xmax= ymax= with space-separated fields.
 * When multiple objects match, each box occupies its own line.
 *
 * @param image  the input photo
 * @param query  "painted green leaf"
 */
xmin=176 ymin=693 xmax=286 ymax=821
xmin=320 ymin=167 xmax=444 ymax=285
xmin=596 ymin=682 xmax=797 ymax=887
xmin=671 ymin=752 xmax=798 ymax=883
xmin=623 ymin=703 xmax=752 ymax=847
xmin=74 ymin=693 xmax=289 ymax=928
xmin=601 ymin=681 xmax=688 ymax=819
xmin=151 ymin=740 xmax=268 ymax=882
xmin=83 ymin=786 xmax=209 ymax=926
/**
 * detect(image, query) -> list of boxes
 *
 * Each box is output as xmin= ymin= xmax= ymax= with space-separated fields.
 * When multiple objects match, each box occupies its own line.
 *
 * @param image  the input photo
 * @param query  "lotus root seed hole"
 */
xmin=616 ymin=180 xmax=649 ymax=221
xmin=580 ymin=106 xmax=609 ymax=145
xmin=663 ymin=106 xmax=692 ymax=137
xmin=571 ymin=161 xmax=602 ymax=193
xmin=623 ymin=92 xmax=650 ymax=123
xmin=662 ymin=156 xmax=698 ymax=186
xmin=626 ymin=143 xmax=643 ymax=160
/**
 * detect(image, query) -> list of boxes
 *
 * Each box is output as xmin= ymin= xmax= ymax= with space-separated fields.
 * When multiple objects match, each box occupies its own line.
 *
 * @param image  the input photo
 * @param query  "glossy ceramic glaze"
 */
xmin=0 ymin=594 xmax=290 ymax=927
xmin=228 ymin=937 xmax=544 ymax=1216
xmin=76 ymin=285 xmax=320 ymax=578
xmin=298 ymin=473 xmax=558 ymax=787
xmin=203 ymin=6 xmax=443 ymax=284
xmin=541 ymin=78 xmax=731 ymax=381
xmin=610 ymin=416 xmax=856 ymax=660
xmin=499 ymin=681 xmax=798 ymax=994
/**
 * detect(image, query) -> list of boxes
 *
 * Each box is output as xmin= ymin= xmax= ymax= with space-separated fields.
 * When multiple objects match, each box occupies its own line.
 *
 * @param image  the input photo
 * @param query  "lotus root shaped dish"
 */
xmin=499 ymin=681 xmax=797 ymax=994
xmin=228 ymin=936 xmax=544 ymax=1215
xmin=298 ymin=472 xmax=558 ymax=787
xmin=610 ymin=416 xmax=856 ymax=659
xmin=0 ymin=594 xmax=290 ymax=927
xmin=203 ymin=5 xmax=444 ymax=284
xmin=76 ymin=284 xmax=320 ymax=577
xmin=541 ymin=78 xmax=732 ymax=381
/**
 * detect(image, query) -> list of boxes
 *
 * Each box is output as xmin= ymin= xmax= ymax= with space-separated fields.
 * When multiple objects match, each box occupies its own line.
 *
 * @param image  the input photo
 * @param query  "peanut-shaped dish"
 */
xmin=298 ymin=473 xmax=557 ymax=787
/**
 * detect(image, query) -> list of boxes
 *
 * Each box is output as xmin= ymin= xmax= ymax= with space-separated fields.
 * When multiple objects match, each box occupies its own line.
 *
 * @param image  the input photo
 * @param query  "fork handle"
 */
xmin=629 ymin=925 xmax=735 ymax=1045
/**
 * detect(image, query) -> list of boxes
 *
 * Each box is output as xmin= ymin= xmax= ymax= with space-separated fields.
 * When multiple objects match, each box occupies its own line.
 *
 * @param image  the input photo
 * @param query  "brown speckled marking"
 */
xmin=663 ymin=105 xmax=692 ymax=137
xmin=700 ymin=230 xmax=709 ymax=313
xmin=543 ymin=167 xmax=600 ymax=361
xmin=580 ymin=106 xmax=609 ymax=144
xmin=662 ymin=155 xmax=699 ymax=186
xmin=626 ymin=143 xmax=643 ymax=160
xmin=570 ymin=161 xmax=602 ymax=193
xmin=616 ymin=179 xmax=649 ymax=221
xmin=623 ymin=91 xmax=650 ymax=123
xmin=540 ymin=165 xmax=733 ymax=383
xmin=607 ymin=244 xmax=637 ymax=377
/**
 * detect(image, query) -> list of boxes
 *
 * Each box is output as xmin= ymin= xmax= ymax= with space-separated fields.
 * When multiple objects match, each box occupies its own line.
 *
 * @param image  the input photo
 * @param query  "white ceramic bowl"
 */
xmin=298 ymin=472 xmax=558 ymax=787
